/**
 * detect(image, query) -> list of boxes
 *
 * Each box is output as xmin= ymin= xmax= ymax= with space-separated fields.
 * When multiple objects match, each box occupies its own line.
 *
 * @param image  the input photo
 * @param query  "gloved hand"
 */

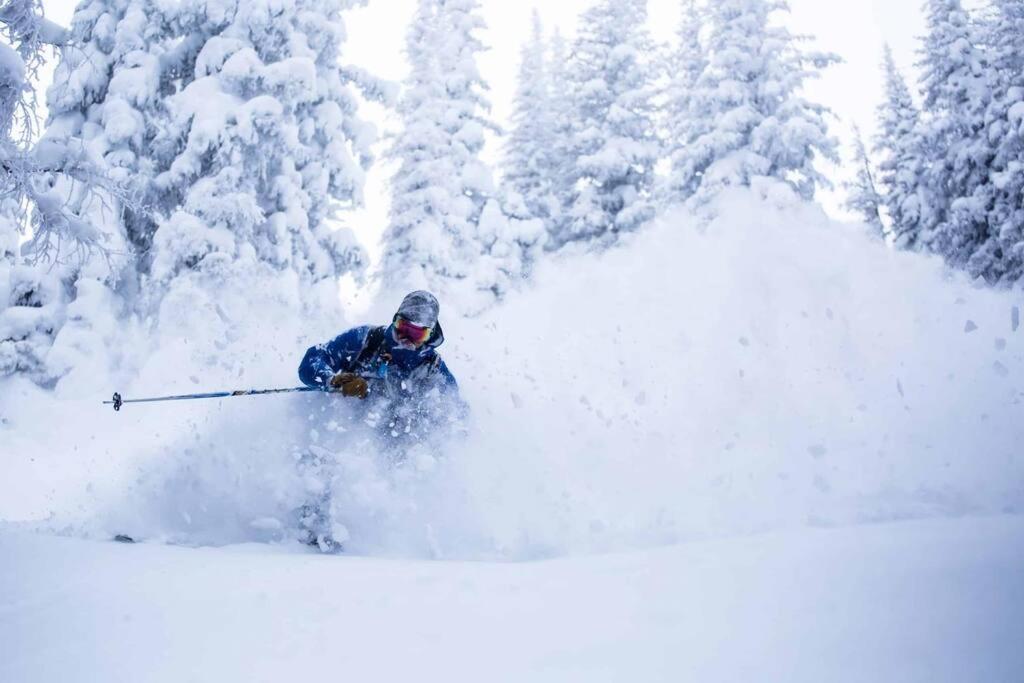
xmin=329 ymin=372 xmax=369 ymax=399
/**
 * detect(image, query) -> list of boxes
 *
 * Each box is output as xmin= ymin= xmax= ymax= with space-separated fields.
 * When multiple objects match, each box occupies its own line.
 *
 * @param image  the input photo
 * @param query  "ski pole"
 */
xmin=105 ymin=387 xmax=320 ymax=411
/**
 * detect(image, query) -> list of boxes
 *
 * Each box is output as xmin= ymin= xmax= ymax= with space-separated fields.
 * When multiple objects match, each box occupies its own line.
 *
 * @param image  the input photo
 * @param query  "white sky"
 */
xmin=40 ymin=0 xmax=930 ymax=258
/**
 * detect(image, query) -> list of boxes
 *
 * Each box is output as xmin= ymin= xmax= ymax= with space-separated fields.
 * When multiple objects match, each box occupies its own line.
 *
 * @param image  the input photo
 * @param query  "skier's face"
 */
xmin=394 ymin=316 xmax=432 ymax=348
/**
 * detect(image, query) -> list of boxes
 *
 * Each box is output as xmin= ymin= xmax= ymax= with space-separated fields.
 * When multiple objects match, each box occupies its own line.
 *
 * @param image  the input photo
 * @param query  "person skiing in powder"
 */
xmin=294 ymin=290 xmax=463 ymax=551
xmin=298 ymin=290 xmax=459 ymax=408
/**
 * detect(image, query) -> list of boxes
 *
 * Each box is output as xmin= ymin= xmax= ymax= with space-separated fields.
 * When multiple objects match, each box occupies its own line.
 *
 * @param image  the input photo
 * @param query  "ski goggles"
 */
xmin=394 ymin=316 xmax=433 ymax=345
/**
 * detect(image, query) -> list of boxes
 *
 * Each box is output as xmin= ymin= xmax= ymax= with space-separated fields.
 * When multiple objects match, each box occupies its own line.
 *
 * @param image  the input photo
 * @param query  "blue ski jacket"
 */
xmin=298 ymin=324 xmax=458 ymax=394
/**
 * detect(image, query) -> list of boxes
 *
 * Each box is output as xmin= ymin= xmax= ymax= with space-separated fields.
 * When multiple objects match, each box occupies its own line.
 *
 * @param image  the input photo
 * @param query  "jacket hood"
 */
xmin=426 ymin=320 xmax=445 ymax=349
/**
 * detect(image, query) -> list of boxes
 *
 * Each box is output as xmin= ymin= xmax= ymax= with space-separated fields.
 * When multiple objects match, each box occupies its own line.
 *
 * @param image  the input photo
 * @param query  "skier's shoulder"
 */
xmin=332 ymin=324 xmax=376 ymax=344
xmin=324 ymin=325 xmax=378 ymax=357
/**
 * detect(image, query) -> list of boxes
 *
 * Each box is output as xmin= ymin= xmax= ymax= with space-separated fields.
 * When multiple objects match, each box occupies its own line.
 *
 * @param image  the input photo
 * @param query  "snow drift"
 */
xmin=2 ymin=186 xmax=1022 ymax=558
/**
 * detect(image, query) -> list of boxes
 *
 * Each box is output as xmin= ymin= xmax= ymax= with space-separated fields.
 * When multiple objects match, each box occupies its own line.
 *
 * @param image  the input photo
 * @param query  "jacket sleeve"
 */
xmin=435 ymin=357 xmax=458 ymax=391
xmin=298 ymin=326 xmax=371 ymax=389
xmin=433 ymin=356 xmax=469 ymax=418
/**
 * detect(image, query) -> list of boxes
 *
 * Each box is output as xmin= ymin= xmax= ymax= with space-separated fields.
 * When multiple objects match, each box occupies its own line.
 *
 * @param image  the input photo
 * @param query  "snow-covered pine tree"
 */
xmin=554 ymin=0 xmax=659 ymax=248
xmin=674 ymin=0 xmax=838 ymax=206
xmin=663 ymin=0 xmax=706 ymax=203
xmin=0 ymin=198 xmax=66 ymax=385
xmin=0 ymin=1 xmax=111 ymax=388
xmin=544 ymin=29 xmax=576 ymax=238
xmin=381 ymin=0 xmax=486 ymax=303
xmin=914 ymin=0 xmax=991 ymax=268
xmin=843 ymin=124 xmax=885 ymax=238
xmin=503 ymin=10 xmax=556 ymax=226
xmin=45 ymin=0 xmax=172 ymax=275
xmin=383 ymin=0 xmax=539 ymax=312
xmin=965 ymin=0 xmax=1024 ymax=284
xmin=873 ymin=45 xmax=927 ymax=249
xmin=147 ymin=0 xmax=379 ymax=315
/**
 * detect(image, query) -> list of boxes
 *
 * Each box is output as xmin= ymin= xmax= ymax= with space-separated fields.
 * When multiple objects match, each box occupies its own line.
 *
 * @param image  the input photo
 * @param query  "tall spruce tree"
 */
xmin=915 ymin=0 xmax=991 ymax=266
xmin=966 ymin=0 xmax=1024 ymax=284
xmin=148 ymin=0 xmax=377 ymax=308
xmin=382 ymin=0 xmax=539 ymax=312
xmin=673 ymin=0 xmax=838 ymax=206
xmin=503 ymin=10 xmax=556 ymax=225
xmin=0 ymin=1 xmax=118 ymax=388
xmin=873 ymin=45 xmax=927 ymax=249
xmin=555 ymin=0 xmax=659 ymax=248
xmin=46 ymin=0 xmax=173 ymax=276
xmin=663 ymin=0 xmax=706 ymax=202
xmin=844 ymin=125 xmax=885 ymax=238
xmin=544 ymin=29 xmax=575 ymax=236
xmin=33 ymin=0 xmax=383 ymax=383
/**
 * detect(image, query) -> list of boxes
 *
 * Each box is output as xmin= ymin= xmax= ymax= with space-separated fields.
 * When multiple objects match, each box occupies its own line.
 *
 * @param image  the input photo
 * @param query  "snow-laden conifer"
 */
xmin=45 ymin=0 xmax=171 ymax=270
xmin=544 ymin=29 xmax=576 ymax=237
xmin=843 ymin=125 xmax=885 ymax=238
xmin=873 ymin=46 xmax=927 ymax=249
xmin=554 ymin=0 xmax=659 ymax=248
xmin=965 ymin=0 xmax=1024 ymax=284
xmin=914 ymin=0 xmax=991 ymax=266
xmin=503 ymin=10 xmax=557 ymax=226
xmin=663 ymin=0 xmax=706 ymax=202
xmin=147 ymin=0 xmax=379 ymax=313
xmin=674 ymin=0 xmax=838 ymax=206
xmin=0 ymin=1 xmax=114 ymax=387
xmin=382 ymin=0 xmax=541 ymax=312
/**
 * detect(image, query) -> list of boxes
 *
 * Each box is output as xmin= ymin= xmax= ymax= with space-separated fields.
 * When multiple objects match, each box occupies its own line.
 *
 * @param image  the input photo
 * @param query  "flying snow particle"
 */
xmin=964 ymin=320 xmax=978 ymax=333
xmin=993 ymin=361 xmax=1009 ymax=378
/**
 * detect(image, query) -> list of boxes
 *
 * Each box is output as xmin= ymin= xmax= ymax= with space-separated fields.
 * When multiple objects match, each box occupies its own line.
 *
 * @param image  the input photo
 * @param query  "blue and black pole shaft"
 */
xmin=107 ymin=365 xmax=391 ymax=411
xmin=105 ymin=387 xmax=321 ymax=411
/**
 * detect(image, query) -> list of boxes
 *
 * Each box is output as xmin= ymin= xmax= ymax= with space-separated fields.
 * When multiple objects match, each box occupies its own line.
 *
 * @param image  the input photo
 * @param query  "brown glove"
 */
xmin=329 ymin=372 xmax=369 ymax=399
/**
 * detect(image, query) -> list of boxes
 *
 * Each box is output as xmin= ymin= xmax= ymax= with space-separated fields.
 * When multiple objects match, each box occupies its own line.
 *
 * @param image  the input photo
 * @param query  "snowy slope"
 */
xmin=2 ymin=515 xmax=1022 ymax=683
xmin=2 ymin=187 xmax=1023 ymax=678
xmin=3 ymin=186 xmax=1023 ymax=554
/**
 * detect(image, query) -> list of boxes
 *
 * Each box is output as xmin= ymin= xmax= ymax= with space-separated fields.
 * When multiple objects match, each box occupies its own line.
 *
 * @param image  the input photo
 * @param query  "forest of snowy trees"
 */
xmin=1 ymin=0 xmax=1023 ymax=390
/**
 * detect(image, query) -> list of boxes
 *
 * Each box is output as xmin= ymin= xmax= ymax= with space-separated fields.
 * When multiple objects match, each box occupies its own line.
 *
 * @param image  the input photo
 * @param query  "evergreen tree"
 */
xmin=555 ymin=0 xmax=659 ymax=248
xmin=33 ymin=0 xmax=201 ymax=389
xmin=0 ymin=1 xmax=110 ymax=387
xmin=915 ymin=0 xmax=991 ymax=266
xmin=966 ymin=0 xmax=1024 ymax=284
xmin=381 ymin=0 xmax=489 ymax=299
xmin=45 ymin=0 xmax=173 ymax=274
xmin=674 ymin=0 xmax=838 ymax=206
xmin=383 ymin=0 xmax=539 ymax=311
xmin=663 ymin=0 xmax=706 ymax=202
xmin=843 ymin=125 xmax=885 ymax=238
xmin=148 ymin=0 xmax=377 ymax=310
xmin=544 ymin=29 xmax=576 ymax=236
xmin=873 ymin=45 xmax=927 ymax=249
xmin=503 ymin=10 xmax=556 ymax=225
xmin=0 ymin=200 xmax=66 ymax=385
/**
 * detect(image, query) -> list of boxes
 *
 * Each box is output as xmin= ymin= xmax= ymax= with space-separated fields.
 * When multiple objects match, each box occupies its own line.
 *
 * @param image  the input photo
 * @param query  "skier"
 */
xmin=294 ymin=290 xmax=463 ymax=551
xmin=298 ymin=290 xmax=458 ymax=404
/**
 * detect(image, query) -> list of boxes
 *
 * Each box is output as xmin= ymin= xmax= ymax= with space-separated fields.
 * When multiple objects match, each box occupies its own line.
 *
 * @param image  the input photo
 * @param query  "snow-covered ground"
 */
xmin=3 ymin=188 xmax=1023 ymax=677
xmin=2 ymin=515 xmax=1022 ymax=683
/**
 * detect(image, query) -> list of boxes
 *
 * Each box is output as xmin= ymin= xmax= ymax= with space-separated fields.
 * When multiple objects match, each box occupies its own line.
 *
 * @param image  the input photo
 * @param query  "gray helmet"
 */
xmin=395 ymin=290 xmax=440 ymax=328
